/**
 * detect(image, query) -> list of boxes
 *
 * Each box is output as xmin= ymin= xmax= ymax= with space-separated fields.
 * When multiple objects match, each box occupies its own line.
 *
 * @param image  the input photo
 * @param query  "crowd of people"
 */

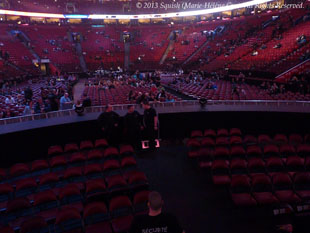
xmin=0 ymin=74 xmax=77 ymax=118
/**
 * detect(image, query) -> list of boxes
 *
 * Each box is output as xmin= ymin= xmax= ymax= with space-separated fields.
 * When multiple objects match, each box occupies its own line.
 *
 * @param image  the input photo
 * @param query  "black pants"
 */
xmin=125 ymin=129 xmax=141 ymax=150
xmin=145 ymin=126 xmax=156 ymax=150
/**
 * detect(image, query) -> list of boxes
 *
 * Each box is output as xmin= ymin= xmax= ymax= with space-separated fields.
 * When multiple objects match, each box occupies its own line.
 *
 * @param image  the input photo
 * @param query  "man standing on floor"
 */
xmin=142 ymin=101 xmax=158 ymax=151
xmin=129 ymin=191 xmax=185 ymax=233
xmin=124 ymin=105 xmax=142 ymax=150
xmin=97 ymin=104 xmax=120 ymax=145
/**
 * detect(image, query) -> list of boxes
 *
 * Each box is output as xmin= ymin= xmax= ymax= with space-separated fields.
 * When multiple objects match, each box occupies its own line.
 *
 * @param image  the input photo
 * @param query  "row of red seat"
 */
xmin=229 ymin=173 xmax=310 ymax=206
xmin=0 ymin=190 xmax=149 ymax=233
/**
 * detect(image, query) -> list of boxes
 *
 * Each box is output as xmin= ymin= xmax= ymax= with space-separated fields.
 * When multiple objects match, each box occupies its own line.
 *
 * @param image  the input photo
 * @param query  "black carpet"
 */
xmin=136 ymin=143 xmax=277 ymax=233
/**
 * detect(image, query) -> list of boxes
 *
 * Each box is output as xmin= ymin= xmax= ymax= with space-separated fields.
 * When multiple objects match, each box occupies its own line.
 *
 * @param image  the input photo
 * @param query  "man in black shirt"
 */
xmin=97 ymin=105 xmax=120 ymax=145
xmin=129 ymin=191 xmax=184 ymax=233
xmin=142 ymin=101 xmax=158 ymax=151
xmin=124 ymin=105 xmax=142 ymax=150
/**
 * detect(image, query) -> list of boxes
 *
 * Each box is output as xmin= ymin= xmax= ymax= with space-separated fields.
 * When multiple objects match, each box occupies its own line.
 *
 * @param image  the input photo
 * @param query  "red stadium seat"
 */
xmin=272 ymin=173 xmax=300 ymax=203
xmin=246 ymin=145 xmax=262 ymax=158
xmin=217 ymin=129 xmax=229 ymax=137
xmin=230 ymin=175 xmax=257 ymax=206
xmin=120 ymin=145 xmax=134 ymax=155
xmin=80 ymin=140 xmax=94 ymax=150
xmin=133 ymin=190 xmax=150 ymax=214
xmin=294 ymin=172 xmax=310 ymax=200
xmin=104 ymin=147 xmax=119 ymax=158
xmin=201 ymin=137 xmax=215 ymax=147
xmin=121 ymin=157 xmax=137 ymax=168
xmin=69 ymin=152 xmax=87 ymax=163
xmin=31 ymin=160 xmax=49 ymax=172
xmin=289 ymin=134 xmax=303 ymax=145
xmin=230 ymin=146 xmax=246 ymax=159
xmin=243 ymin=135 xmax=257 ymax=144
xmin=230 ymin=128 xmax=242 ymax=136
xmin=214 ymin=147 xmax=230 ymax=161
xmin=84 ymin=164 xmax=102 ymax=176
xmin=87 ymin=149 xmax=103 ymax=160
xmin=204 ymin=129 xmax=216 ymax=138
xmin=252 ymin=174 xmax=279 ymax=205
xmin=247 ymin=158 xmax=266 ymax=175
xmin=48 ymin=145 xmax=63 ymax=156
xmin=95 ymin=139 xmax=108 ymax=148
xmin=20 ymin=216 xmax=48 ymax=233
xmin=10 ymin=163 xmax=29 ymax=177
xmin=55 ymin=207 xmax=82 ymax=233
xmin=258 ymin=134 xmax=272 ymax=144
xmin=50 ymin=156 xmax=67 ymax=168
xmin=64 ymin=143 xmax=79 ymax=153
xmin=83 ymin=202 xmax=112 ymax=233
xmin=190 ymin=130 xmax=203 ymax=138
xmin=230 ymin=159 xmax=247 ymax=176
xmin=211 ymin=160 xmax=231 ymax=185
xmin=274 ymin=134 xmax=288 ymax=144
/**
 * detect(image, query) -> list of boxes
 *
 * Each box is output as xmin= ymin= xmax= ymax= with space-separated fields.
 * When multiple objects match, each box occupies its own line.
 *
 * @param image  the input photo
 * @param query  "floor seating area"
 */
xmin=187 ymin=128 xmax=310 ymax=207
xmin=0 ymin=139 xmax=149 ymax=233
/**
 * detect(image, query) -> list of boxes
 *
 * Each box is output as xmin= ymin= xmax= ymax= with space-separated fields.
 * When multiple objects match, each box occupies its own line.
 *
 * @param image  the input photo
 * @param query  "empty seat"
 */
xmin=95 ymin=139 xmax=108 ymax=148
xmin=55 ymin=207 xmax=82 ymax=233
xmin=109 ymin=196 xmax=133 ymax=233
xmin=106 ymin=175 xmax=127 ymax=194
xmin=230 ymin=175 xmax=257 ymax=206
xmin=58 ymin=184 xmax=83 ymax=212
xmin=31 ymin=160 xmax=49 ymax=172
xmin=286 ymin=156 xmax=304 ymax=176
xmin=121 ymin=157 xmax=137 ymax=168
xmin=10 ymin=163 xmax=29 ymax=177
xmin=297 ymin=144 xmax=310 ymax=157
xmin=252 ymin=174 xmax=279 ymax=205
xmin=187 ymin=138 xmax=201 ymax=158
xmin=20 ymin=216 xmax=48 ymax=233
xmin=258 ymin=135 xmax=272 ymax=144
xmin=230 ymin=159 xmax=247 ymax=175
xmin=0 ymin=226 xmax=14 ymax=233
xmin=80 ymin=140 xmax=94 ymax=150
xmin=87 ymin=149 xmax=103 ymax=160
xmin=289 ymin=134 xmax=303 ymax=145
xmin=215 ymin=137 xmax=229 ymax=146
xmin=279 ymin=144 xmax=296 ymax=158
xmin=48 ymin=145 xmax=63 ymax=156
xmin=230 ymin=146 xmax=246 ymax=159
xmin=230 ymin=128 xmax=242 ymax=136
xmin=102 ymin=160 xmax=121 ymax=173
xmin=83 ymin=202 xmax=112 ymax=233
xmin=247 ymin=158 xmax=266 ymax=175
xmin=126 ymin=171 xmax=148 ymax=189
xmin=272 ymin=173 xmax=300 ymax=203
xmin=230 ymin=136 xmax=243 ymax=145
xmin=264 ymin=145 xmax=279 ymax=158
xmin=33 ymin=190 xmax=58 ymax=220
xmin=85 ymin=179 xmax=107 ymax=200
xmin=120 ymin=145 xmax=134 ymax=155
xmin=204 ymin=129 xmax=216 ymax=138
xmin=6 ymin=197 xmax=32 ymax=223
xmin=69 ymin=152 xmax=86 ymax=163
xmin=104 ymin=147 xmax=119 ymax=158
xmin=294 ymin=172 xmax=310 ymax=200
xmin=214 ymin=147 xmax=230 ymax=160
xmin=274 ymin=134 xmax=288 ymax=144
xmin=201 ymin=137 xmax=215 ymax=147
xmin=84 ymin=164 xmax=102 ymax=177
xmin=64 ymin=143 xmax=79 ymax=153
xmin=190 ymin=130 xmax=203 ymax=138
xmin=64 ymin=167 xmax=83 ymax=180
xmin=50 ymin=156 xmax=67 ymax=168
xmin=266 ymin=157 xmax=285 ymax=177
xmin=39 ymin=172 xmax=59 ymax=187
xmin=133 ymin=190 xmax=150 ymax=214
xmin=15 ymin=177 xmax=37 ymax=198
xmin=243 ymin=135 xmax=257 ymax=144
xmin=217 ymin=129 xmax=229 ymax=137
xmin=246 ymin=145 xmax=262 ymax=158
xmin=211 ymin=160 xmax=231 ymax=185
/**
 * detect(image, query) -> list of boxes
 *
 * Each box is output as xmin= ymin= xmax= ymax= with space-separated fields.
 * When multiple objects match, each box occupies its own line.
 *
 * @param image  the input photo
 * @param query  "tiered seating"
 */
xmin=230 ymin=14 xmax=310 ymax=70
xmin=130 ymin=25 xmax=172 ymax=69
xmin=0 ymin=25 xmax=36 ymax=73
xmin=0 ymin=140 xmax=149 ymax=232
xmin=77 ymin=27 xmax=124 ymax=71
xmin=19 ymin=25 xmax=80 ymax=72
xmin=187 ymin=129 xmax=310 ymax=206
xmin=276 ymin=59 xmax=310 ymax=83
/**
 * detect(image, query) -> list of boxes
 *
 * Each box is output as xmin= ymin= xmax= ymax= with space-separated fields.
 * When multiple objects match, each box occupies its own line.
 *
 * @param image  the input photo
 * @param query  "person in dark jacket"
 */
xmin=124 ymin=105 xmax=142 ymax=150
xmin=97 ymin=104 xmax=120 ymax=145
xmin=142 ymin=101 xmax=158 ymax=151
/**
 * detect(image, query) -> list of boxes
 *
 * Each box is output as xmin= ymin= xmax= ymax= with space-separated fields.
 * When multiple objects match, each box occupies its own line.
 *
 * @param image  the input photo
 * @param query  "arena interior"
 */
xmin=0 ymin=0 xmax=310 ymax=232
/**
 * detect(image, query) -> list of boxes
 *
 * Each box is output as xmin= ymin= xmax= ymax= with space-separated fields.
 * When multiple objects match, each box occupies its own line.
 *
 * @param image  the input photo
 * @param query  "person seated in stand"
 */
xmin=129 ymin=191 xmax=185 ymax=233
xmin=5 ymin=95 xmax=15 ymax=104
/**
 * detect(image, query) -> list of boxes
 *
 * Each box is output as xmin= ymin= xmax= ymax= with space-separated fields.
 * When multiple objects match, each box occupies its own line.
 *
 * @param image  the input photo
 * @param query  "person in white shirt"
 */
xmin=5 ymin=96 xmax=15 ymax=105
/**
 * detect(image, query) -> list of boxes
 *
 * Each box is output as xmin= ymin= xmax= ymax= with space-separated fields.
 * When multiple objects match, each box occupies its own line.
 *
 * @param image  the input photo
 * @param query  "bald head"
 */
xmin=148 ymin=191 xmax=163 ymax=211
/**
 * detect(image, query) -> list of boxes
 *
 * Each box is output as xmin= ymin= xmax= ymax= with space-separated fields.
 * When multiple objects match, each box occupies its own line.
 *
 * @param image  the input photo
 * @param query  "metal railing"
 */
xmin=1 ymin=100 xmax=310 ymax=126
